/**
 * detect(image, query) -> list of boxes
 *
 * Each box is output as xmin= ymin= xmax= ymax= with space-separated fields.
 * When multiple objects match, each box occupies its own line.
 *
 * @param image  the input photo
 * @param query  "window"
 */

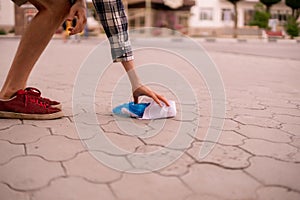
xmin=271 ymin=10 xmax=292 ymax=25
xmin=244 ymin=9 xmax=255 ymax=25
xmin=199 ymin=8 xmax=213 ymax=21
xmin=221 ymin=9 xmax=233 ymax=22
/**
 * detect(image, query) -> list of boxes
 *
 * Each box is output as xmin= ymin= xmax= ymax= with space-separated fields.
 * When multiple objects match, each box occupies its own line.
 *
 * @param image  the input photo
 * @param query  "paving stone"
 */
xmin=97 ymin=114 xmax=115 ymax=125
xmin=268 ymin=107 xmax=300 ymax=116
xmin=212 ymin=119 xmax=239 ymax=131
xmin=216 ymin=130 xmax=246 ymax=146
xmin=27 ymin=135 xmax=85 ymax=161
xmin=245 ymin=157 xmax=300 ymax=192
xmin=2 ymin=37 xmax=300 ymax=200
xmin=289 ymin=100 xmax=300 ymax=106
xmin=0 ymin=124 xmax=50 ymax=144
xmin=127 ymin=145 xmax=189 ymax=172
xmin=100 ymin=116 xmax=178 ymax=138
xmin=228 ymin=98 xmax=263 ymax=110
xmin=290 ymin=136 xmax=300 ymax=149
xmin=0 ymin=119 xmax=21 ymax=130
xmin=273 ymin=114 xmax=300 ymax=125
xmin=155 ymin=121 xmax=197 ymax=150
xmin=157 ymin=153 xmax=195 ymax=176
xmin=111 ymin=173 xmax=192 ymax=200
xmin=0 ymin=183 xmax=29 ymax=200
xmin=238 ymin=125 xmax=292 ymax=143
xmin=187 ymin=142 xmax=251 ymax=169
xmin=184 ymin=194 xmax=222 ymax=200
xmin=63 ymin=151 xmax=121 ymax=183
xmin=281 ymin=124 xmax=300 ymax=136
xmin=258 ymin=99 xmax=298 ymax=109
xmin=256 ymin=186 xmax=300 ymax=200
xmin=234 ymin=115 xmax=281 ymax=128
xmin=0 ymin=140 xmax=24 ymax=165
xmin=230 ymin=107 xmax=273 ymax=118
xmin=197 ymin=116 xmax=211 ymax=128
xmin=22 ymin=117 xmax=70 ymax=128
xmin=241 ymin=139 xmax=300 ymax=162
xmin=191 ymin=127 xmax=246 ymax=146
xmin=182 ymin=164 xmax=260 ymax=199
xmin=0 ymin=156 xmax=64 ymax=190
xmin=51 ymin=123 xmax=96 ymax=140
xmin=31 ymin=177 xmax=115 ymax=200
xmin=103 ymin=132 xmax=144 ymax=153
xmin=88 ymin=150 xmax=133 ymax=171
xmin=101 ymin=119 xmax=148 ymax=135
xmin=60 ymin=105 xmax=74 ymax=117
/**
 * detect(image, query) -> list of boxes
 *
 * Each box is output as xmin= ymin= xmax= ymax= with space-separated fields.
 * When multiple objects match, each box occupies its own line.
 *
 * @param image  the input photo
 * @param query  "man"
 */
xmin=0 ymin=0 xmax=168 ymax=120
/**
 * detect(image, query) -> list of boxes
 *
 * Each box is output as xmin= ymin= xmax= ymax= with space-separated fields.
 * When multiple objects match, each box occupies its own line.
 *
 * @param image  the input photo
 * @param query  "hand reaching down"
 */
xmin=133 ymin=85 xmax=170 ymax=107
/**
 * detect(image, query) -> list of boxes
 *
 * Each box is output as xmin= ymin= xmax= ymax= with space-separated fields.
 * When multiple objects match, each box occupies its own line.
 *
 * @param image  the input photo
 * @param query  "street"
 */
xmin=0 ymin=36 xmax=300 ymax=200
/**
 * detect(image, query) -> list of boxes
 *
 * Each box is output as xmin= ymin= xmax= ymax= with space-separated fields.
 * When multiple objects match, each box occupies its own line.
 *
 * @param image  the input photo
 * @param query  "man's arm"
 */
xmin=122 ymin=60 xmax=170 ymax=107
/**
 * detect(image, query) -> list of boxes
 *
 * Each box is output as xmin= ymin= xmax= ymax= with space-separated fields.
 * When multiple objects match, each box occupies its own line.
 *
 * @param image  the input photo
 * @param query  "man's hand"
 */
xmin=67 ymin=0 xmax=87 ymax=35
xmin=133 ymin=85 xmax=170 ymax=107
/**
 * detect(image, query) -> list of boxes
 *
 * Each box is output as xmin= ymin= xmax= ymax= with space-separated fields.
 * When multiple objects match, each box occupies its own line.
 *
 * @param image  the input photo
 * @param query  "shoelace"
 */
xmin=24 ymin=94 xmax=50 ymax=108
xmin=25 ymin=87 xmax=54 ymax=104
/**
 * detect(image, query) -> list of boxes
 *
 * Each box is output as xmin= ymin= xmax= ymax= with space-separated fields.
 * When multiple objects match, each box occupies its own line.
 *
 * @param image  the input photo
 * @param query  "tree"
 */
xmin=259 ymin=0 xmax=281 ymax=13
xmin=227 ymin=0 xmax=242 ymax=38
xmin=250 ymin=3 xmax=270 ymax=29
xmin=286 ymin=0 xmax=300 ymax=20
xmin=285 ymin=16 xmax=299 ymax=39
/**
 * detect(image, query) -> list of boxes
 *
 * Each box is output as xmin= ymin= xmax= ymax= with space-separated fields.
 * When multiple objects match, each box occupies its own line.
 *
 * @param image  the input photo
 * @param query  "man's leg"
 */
xmin=0 ymin=0 xmax=71 ymax=99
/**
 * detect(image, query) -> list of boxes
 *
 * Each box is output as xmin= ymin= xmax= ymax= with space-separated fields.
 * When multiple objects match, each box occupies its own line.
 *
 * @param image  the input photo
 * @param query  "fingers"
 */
xmin=133 ymin=86 xmax=170 ymax=107
xmin=71 ymin=15 xmax=86 ymax=35
xmin=149 ymin=92 xmax=162 ymax=107
xmin=66 ymin=8 xmax=76 ymax=22
xmin=133 ymin=95 xmax=139 ymax=104
xmin=66 ymin=5 xmax=87 ymax=35
xmin=156 ymin=94 xmax=170 ymax=106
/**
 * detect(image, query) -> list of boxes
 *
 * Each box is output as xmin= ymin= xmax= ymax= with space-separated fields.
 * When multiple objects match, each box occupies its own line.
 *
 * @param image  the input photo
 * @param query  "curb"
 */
xmin=1 ymin=34 xmax=299 ymax=44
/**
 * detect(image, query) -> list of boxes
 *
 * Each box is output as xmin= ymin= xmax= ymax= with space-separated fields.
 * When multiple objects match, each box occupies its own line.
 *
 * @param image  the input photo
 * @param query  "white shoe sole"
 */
xmin=0 ymin=110 xmax=64 ymax=120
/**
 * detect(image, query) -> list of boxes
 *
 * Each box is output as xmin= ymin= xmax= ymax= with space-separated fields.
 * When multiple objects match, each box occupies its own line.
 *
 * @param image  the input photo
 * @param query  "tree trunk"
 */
xmin=266 ymin=5 xmax=271 ymax=14
xmin=296 ymin=8 xmax=300 ymax=20
xmin=233 ymin=2 xmax=238 ymax=38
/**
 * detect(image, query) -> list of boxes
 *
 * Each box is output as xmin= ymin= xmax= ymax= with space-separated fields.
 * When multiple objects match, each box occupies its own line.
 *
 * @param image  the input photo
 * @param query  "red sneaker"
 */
xmin=0 ymin=89 xmax=63 ymax=120
xmin=24 ymin=87 xmax=62 ymax=109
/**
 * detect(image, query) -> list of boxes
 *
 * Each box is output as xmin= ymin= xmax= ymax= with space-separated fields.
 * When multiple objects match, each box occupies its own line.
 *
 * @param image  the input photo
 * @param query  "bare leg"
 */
xmin=0 ymin=0 xmax=71 ymax=99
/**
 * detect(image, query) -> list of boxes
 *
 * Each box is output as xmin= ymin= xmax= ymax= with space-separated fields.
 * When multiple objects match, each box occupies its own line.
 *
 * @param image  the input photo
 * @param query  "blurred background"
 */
xmin=0 ymin=0 xmax=299 ymax=39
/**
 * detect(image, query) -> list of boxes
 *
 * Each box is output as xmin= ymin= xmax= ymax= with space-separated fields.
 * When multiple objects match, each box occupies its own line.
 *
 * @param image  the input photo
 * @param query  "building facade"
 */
xmin=125 ymin=0 xmax=195 ymax=33
xmin=189 ymin=0 xmax=292 ymax=36
xmin=0 ymin=0 xmax=15 ymax=33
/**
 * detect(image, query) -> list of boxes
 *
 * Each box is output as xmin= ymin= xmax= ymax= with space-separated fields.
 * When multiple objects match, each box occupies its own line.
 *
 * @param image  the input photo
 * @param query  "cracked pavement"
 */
xmin=0 ymin=37 xmax=300 ymax=200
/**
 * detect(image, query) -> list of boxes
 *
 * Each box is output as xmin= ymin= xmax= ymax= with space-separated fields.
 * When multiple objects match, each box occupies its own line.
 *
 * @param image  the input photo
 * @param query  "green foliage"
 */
xmin=285 ymin=16 xmax=300 ymax=38
xmin=226 ymin=0 xmax=241 ymax=4
xmin=285 ymin=0 xmax=300 ymax=19
xmin=286 ymin=0 xmax=300 ymax=9
xmin=8 ymin=28 xmax=15 ymax=34
xmin=259 ymin=0 xmax=282 ymax=12
xmin=260 ymin=0 xmax=282 ymax=7
xmin=250 ymin=3 xmax=270 ymax=29
xmin=0 ymin=28 xmax=7 ymax=35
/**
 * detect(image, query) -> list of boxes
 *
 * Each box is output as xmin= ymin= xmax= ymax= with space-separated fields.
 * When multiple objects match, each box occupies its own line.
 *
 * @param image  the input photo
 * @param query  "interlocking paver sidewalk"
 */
xmin=0 ymin=38 xmax=300 ymax=200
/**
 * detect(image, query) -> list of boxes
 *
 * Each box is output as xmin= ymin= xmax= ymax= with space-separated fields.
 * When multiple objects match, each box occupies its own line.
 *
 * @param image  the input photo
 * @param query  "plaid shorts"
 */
xmin=92 ymin=0 xmax=134 ymax=62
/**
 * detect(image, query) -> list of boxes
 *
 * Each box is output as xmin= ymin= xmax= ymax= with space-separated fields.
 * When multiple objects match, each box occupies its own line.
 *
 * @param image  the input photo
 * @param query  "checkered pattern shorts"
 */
xmin=92 ymin=0 xmax=134 ymax=62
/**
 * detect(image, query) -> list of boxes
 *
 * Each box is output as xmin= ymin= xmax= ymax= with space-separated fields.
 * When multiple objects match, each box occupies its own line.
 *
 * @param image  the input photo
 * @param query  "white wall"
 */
xmin=190 ymin=0 xmax=291 ymax=29
xmin=190 ymin=0 xmax=222 ymax=28
xmin=0 ymin=0 xmax=15 ymax=26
